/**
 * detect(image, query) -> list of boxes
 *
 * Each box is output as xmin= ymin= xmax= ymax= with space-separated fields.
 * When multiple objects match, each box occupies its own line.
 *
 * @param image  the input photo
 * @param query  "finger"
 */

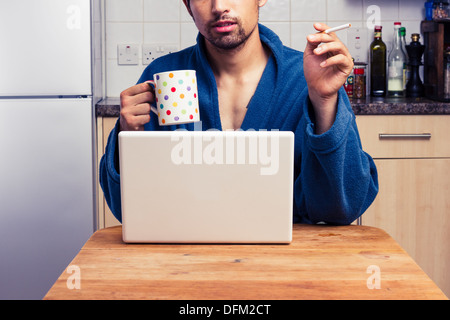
xmin=120 ymin=109 xmax=151 ymax=131
xmin=308 ymin=22 xmax=351 ymax=47
xmin=305 ymin=23 xmax=330 ymax=50
xmin=122 ymin=90 xmax=154 ymax=109
xmin=127 ymin=114 xmax=151 ymax=131
xmin=314 ymin=22 xmax=347 ymax=38
xmin=120 ymin=82 xmax=153 ymax=98
xmin=306 ymin=35 xmax=334 ymax=54
xmin=132 ymin=90 xmax=154 ymax=105
xmin=129 ymin=102 xmax=152 ymax=115
xmin=120 ymin=102 xmax=151 ymax=119
xmin=313 ymin=41 xmax=350 ymax=57
xmin=307 ymin=32 xmax=337 ymax=46
xmin=319 ymin=53 xmax=352 ymax=73
xmin=133 ymin=114 xmax=152 ymax=127
xmin=313 ymin=22 xmax=329 ymax=33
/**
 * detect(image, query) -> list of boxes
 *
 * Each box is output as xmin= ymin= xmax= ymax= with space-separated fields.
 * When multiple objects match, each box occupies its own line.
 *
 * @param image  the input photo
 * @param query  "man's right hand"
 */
xmin=119 ymin=82 xmax=154 ymax=131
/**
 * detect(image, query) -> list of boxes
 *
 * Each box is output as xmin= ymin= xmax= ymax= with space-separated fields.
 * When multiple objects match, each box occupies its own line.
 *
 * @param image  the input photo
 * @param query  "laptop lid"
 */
xmin=118 ymin=130 xmax=294 ymax=243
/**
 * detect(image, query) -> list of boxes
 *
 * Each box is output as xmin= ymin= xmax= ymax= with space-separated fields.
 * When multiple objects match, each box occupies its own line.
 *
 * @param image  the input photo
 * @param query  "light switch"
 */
xmin=118 ymin=44 xmax=139 ymax=65
xmin=347 ymin=28 xmax=368 ymax=63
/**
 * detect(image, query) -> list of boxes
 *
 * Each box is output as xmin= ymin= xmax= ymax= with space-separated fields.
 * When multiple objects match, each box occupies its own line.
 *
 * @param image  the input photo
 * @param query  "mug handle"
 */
xmin=145 ymin=80 xmax=159 ymax=116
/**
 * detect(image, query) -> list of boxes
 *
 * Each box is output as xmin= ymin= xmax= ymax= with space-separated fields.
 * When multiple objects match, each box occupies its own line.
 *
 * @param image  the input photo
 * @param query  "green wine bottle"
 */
xmin=370 ymin=26 xmax=387 ymax=97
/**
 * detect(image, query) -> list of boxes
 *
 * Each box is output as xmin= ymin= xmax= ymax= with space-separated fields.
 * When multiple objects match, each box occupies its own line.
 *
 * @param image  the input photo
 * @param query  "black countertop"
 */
xmin=96 ymin=96 xmax=450 ymax=117
xmin=96 ymin=98 xmax=121 ymax=117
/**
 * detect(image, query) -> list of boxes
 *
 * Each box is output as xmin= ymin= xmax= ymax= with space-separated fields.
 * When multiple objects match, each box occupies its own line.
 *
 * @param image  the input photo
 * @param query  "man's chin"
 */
xmin=212 ymin=39 xmax=245 ymax=50
xmin=207 ymin=32 xmax=251 ymax=51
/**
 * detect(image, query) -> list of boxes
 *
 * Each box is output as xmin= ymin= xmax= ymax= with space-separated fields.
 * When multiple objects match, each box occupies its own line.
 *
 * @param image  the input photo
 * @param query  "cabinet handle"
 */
xmin=379 ymin=133 xmax=432 ymax=140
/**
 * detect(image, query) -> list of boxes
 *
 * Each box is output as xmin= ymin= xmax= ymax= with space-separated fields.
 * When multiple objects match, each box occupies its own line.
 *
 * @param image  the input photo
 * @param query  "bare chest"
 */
xmin=217 ymin=80 xmax=259 ymax=130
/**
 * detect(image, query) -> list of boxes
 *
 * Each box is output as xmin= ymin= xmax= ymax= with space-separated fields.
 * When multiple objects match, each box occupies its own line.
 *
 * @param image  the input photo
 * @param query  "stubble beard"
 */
xmin=205 ymin=16 xmax=257 ymax=52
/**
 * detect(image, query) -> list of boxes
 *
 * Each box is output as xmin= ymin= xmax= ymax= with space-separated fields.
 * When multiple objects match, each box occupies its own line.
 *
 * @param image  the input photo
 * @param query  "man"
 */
xmin=100 ymin=0 xmax=378 ymax=225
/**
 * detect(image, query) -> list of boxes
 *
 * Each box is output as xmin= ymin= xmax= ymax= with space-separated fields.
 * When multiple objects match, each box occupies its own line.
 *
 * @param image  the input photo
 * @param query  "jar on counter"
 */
xmin=353 ymin=64 xmax=367 ymax=99
xmin=433 ymin=0 xmax=449 ymax=20
xmin=344 ymin=58 xmax=355 ymax=98
xmin=345 ymin=71 xmax=354 ymax=98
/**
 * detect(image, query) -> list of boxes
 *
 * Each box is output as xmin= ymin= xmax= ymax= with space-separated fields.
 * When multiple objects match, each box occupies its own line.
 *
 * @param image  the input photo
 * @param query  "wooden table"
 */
xmin=44 ymin=224 xmax=447 ymax=300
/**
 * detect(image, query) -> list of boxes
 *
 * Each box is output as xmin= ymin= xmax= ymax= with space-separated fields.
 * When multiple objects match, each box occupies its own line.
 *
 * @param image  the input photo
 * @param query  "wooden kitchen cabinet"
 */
xmin=97 ymin=116 xmax=120 ymax=229
xmin=356 ymin=115 xmax=450 ymax=297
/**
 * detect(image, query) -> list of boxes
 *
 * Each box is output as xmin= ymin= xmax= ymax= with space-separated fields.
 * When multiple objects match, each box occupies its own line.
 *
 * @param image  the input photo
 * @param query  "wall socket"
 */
xmin=143 ymin=44 xmax=179 ymax=65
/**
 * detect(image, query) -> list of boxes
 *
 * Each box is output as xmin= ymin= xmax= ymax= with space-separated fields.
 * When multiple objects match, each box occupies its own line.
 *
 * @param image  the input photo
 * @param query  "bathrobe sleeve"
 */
xmin=292 ymin=87 xmax=379 ymax=225
xmin=99 ymin=119 xmax=123 ymax=222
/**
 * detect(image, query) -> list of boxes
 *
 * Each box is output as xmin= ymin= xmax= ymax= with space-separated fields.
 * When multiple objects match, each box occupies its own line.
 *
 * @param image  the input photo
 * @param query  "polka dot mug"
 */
xmin=146 ymin=70 xmax=200 ymax=126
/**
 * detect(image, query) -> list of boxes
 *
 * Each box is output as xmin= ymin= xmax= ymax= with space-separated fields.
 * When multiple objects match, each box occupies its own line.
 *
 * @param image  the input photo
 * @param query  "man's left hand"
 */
xmin=303 ymin=23 xmax=354 ymax=134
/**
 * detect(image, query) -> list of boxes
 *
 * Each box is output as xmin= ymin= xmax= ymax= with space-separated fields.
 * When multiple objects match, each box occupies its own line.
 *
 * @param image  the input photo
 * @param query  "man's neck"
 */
xmin=204 ymin=26 xmax=269 ymax=79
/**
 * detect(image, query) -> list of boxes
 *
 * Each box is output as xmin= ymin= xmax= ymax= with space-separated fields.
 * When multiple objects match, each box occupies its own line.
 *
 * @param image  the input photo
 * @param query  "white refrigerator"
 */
xmin=0 ymin=0 xmax=101 ymax=299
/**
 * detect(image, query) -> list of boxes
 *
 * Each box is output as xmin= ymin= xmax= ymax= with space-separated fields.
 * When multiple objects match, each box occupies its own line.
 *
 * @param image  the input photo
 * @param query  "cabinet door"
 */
xmin=97 ymin=117 xmax=121 ymax=228
xmin=362 ymin=158 xmax=450 ymax=297
xmin=356 ymin=115 xmax=450 ymax=159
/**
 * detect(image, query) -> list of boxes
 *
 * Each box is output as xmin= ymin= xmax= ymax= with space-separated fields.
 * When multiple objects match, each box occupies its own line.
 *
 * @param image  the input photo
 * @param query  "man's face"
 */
xmin=185 ymin=0 xmax=263 ymax=51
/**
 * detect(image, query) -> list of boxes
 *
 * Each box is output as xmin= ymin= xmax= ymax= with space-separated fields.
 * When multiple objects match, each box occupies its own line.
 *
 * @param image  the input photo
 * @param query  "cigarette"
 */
xmin=324 ymin=23 xmax=351 ymax=34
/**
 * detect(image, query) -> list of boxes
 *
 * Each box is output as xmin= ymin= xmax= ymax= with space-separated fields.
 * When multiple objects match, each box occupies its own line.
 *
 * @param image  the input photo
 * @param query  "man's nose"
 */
xmin=211 ymin=0 xmax=231 ymax=15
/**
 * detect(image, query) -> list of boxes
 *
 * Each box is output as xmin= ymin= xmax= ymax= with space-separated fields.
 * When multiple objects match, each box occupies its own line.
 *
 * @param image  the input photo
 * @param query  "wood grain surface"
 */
xmin=44 ymin=224 xmax=448 ymax=300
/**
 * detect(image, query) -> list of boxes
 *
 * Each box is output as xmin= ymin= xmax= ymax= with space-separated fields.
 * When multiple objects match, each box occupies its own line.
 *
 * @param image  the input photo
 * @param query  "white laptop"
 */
xmin=118 ymin=130 xmax=294 ymax=244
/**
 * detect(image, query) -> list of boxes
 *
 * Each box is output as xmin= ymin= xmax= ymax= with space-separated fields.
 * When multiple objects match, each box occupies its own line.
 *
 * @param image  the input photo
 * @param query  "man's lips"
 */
xmin=213 ymin=20 xmax=237 ymax=33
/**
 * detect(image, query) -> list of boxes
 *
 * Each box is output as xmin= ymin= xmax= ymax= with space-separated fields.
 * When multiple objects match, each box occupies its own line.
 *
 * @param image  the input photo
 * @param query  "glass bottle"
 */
xmin=400 ymin=27 xmax=410 ymax=91
xmin=370 ymin=26 xmax=387 ymax=97
xmin=445 ymin=51 xmax=450 ymax=99
xmin=388 ymin=22 xmax=407 ymax=97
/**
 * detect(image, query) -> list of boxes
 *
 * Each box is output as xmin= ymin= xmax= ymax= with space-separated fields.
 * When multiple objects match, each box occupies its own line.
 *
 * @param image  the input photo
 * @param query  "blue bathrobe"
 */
xmin=100 ymin=24 xmax=378 ymax=225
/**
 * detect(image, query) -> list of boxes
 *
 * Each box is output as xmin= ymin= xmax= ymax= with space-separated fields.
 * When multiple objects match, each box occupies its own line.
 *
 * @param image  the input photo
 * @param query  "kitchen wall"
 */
xmin=103 ymin=0 xmax=426 ymax=97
